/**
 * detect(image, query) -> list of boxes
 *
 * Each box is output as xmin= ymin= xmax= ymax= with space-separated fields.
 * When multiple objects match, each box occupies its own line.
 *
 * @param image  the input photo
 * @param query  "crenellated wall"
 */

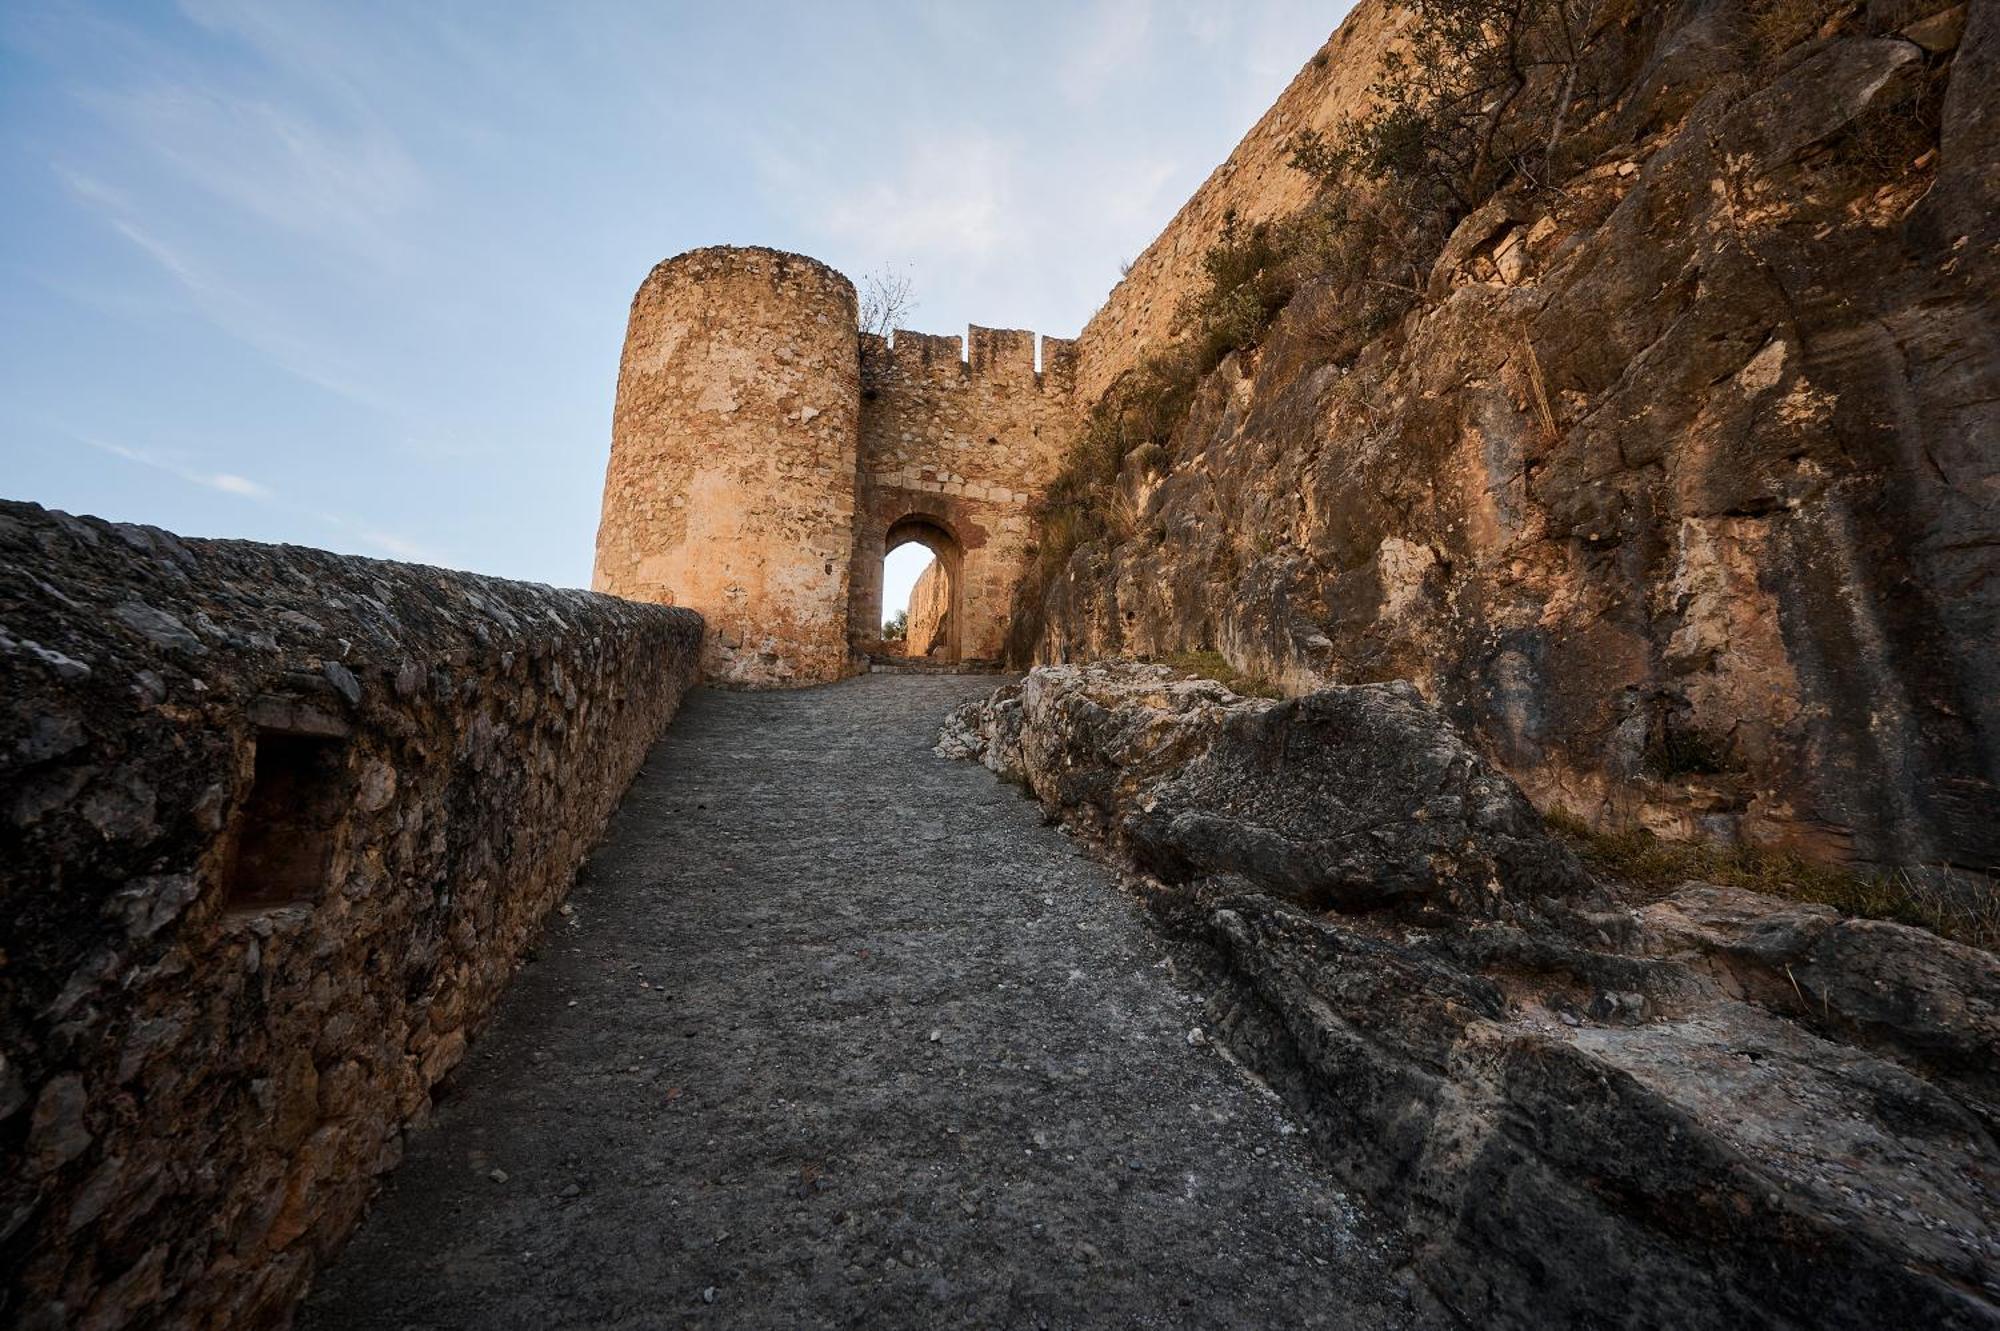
xmin=847 ymin=326 xmax=1077 ymax=663
xmin=0 ymin=501 xmax=703 ymax=1328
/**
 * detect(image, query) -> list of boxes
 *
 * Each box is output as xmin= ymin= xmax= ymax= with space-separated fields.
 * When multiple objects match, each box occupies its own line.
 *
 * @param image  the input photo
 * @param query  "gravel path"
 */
xmin=303 ymin=675 xmax=1408 ymax=1330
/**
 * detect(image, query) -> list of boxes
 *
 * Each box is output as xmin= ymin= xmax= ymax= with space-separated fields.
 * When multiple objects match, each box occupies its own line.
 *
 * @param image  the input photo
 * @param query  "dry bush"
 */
xmin=1745 ymin=0 xmax=1845 ymax=62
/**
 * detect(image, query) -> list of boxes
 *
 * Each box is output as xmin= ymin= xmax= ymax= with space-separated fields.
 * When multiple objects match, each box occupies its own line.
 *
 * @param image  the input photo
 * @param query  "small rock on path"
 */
xmin=303 ymin=675 xmax=1408 ymax=1329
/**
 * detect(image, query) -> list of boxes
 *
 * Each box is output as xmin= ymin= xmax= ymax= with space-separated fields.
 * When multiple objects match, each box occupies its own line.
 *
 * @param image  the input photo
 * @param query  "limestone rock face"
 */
xmin=1032 ymin=1 xmax=2000 ymax=874
xmin=941 ymin=662 xmax=1595 ymax=914
xmin=0 ymin=502 xmax=703 ymax=1329
xmin=943 ymin=666 xmax=2000 ymax=1327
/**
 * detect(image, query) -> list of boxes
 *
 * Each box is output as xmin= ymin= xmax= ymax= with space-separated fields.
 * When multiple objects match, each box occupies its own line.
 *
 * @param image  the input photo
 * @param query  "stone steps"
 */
xmin=865 ymin=654 xmax=1007 ymax=676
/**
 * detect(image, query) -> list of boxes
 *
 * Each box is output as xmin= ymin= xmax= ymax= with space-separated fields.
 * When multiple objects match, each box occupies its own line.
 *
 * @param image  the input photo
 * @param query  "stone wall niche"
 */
xmin=222 ymin=729 xmax=349 ymax=913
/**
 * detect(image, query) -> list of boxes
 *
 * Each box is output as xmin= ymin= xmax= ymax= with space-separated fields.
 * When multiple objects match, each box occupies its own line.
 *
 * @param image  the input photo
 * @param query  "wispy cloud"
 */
xmin=314 ymin=511 xmax=443 ymax=565
xmin=817 ymin=134 xmax=1016 ymax=263
xmin=79 ymin=81 xmax=425 ymax=261
xmin=83 ymin=435 xmax=274 ymax=499
xmin=82 ymin=433 xmax=442 ymax=564
xmin=55 ymin=168 xmax=396 ymax=410
xmin=1059 ymin=0 xmax=1157 ymax=105
xmin=356 ymin=527 xmax=439 ymax=562
xmin=45 ymin=0 xmax=426 ymax=410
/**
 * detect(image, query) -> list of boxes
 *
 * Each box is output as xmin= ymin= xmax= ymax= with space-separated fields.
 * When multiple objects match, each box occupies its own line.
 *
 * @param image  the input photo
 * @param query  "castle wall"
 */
xmin=1071 ymin=3 xmax=1406 ymax=402
xmin=905 ymin=559 xmax=950 ymax=657
xmin=593 ymin=246 xmax=861 ymax=686
xmin=0 ymin=501 xmax=702 ymax=1328
xmin=849 ymin=327 xmax=1077 ymax=661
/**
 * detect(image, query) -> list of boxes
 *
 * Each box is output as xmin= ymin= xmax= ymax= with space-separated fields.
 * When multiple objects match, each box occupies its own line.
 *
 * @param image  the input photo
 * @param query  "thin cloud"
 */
xmin=83 ymin=82 xmax=425 ymax=260
xmin=56 ymin=178 xmax=396 ymax=411
xmin=786 ymin=133 xmax=1017 ymax=266
xmin=312 ymin=512 xmax=445 ymax=565
xmin=357 ymin=528 xmax=439 ymax=563
xmin=82 ymin=433 xmax=441 ymax=566
xmin=83 ymin=435 xmax=274 ymax=500
xmin=1059 ymin=0 xmax=1157 ymax=105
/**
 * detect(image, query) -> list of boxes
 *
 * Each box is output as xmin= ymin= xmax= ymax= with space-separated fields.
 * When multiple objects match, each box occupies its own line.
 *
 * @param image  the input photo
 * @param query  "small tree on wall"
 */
xmin=882 ymin=609 xmax=909 ymax=641
xmin=858 ymin=265 xmax=915 ymax=340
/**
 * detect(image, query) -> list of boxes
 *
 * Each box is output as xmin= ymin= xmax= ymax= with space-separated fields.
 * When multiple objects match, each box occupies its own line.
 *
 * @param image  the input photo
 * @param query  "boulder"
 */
xmin=944 ymin=665 xmax=2000 ymax=1327
xmin=942 ymin=662 xmax=1595 ymax=915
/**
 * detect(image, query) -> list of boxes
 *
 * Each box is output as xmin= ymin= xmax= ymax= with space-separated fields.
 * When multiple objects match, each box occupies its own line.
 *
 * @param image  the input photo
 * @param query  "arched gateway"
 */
xmin=592 ymin=246 xmax=1077 ymax=685
xmin=866 ymin=513 xmax=963 ymax=662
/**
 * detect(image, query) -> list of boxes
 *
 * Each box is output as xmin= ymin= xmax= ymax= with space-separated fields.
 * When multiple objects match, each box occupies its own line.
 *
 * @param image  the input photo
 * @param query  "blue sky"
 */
xmin=1 ymin=1 xmax=1351 ymax=593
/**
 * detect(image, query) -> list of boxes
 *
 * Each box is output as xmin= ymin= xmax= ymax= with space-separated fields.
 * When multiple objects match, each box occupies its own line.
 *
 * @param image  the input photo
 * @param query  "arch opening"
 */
xmin=877 ymin=515 xmax=963 ymax=662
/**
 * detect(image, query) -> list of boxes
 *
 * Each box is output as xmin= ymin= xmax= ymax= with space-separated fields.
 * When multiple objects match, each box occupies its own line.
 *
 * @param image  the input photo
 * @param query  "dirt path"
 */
xmin=302 ymin=675 xmax=1408 ymax=1330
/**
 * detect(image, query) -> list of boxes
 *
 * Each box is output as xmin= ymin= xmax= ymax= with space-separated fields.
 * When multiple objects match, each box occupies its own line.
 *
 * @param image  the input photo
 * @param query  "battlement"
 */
xmin=861 ymin=324 xmax=1076 ymax=396
xmin=601 ymin=246 xmax=1079 ymax=684
xmin=642 ymin=245 xmax=857 ymax=304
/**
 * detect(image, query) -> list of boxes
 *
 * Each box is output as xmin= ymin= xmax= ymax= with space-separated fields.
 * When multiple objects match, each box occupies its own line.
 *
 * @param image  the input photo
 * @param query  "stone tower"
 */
xmin=595 ymin=245 xmax=1075 ymax=685
xmin=592 ymin=246 xmax=862 ymax=685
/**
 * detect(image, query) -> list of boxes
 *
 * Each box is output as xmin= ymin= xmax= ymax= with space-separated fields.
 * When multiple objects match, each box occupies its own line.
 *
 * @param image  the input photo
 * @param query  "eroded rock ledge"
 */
xmin=0 ymin=502 xmax=702 ymax=1328
xmin=941 ymin=663 xmax=1998 ymax=1328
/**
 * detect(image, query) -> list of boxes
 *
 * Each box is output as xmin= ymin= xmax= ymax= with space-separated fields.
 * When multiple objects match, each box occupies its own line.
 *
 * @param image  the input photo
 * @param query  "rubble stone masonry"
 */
xmin=594 ymin=246 xmax=1078 ymax=681
xmin=904 ymin=559 xmax=951 ymax=657
xmin=0 ymin=501 xmax=702 ymax=1327
xmin=593 ymin=247 xmax=861 ymax=686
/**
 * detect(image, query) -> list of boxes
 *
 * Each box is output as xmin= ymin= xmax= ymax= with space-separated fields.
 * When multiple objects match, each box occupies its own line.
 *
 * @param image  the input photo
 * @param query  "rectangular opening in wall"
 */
xmin=224 ymin=731 xmax=348 ymax=912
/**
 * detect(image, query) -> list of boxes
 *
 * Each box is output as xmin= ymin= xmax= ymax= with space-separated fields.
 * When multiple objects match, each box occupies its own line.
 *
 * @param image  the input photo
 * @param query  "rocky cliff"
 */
xmin=1026 ymin=0 xmax=1998 ymax=877
xmin=941 ymin=664 xmax=1999 ymax=1327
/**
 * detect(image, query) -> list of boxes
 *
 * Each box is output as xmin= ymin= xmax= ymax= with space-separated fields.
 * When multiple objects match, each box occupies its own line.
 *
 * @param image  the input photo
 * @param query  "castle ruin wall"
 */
xmin=904 ymin=559 xmax=950 ymax=657
xmin=848 ymin=328 xmax=1077 ymax=663
xmin=1071 ymin=5 xmax=1407 ymax=402
xmin=0 ymin=501 xmax=702 ymax=1328
xmin=593 ymin=246 xmax=861 ymax=686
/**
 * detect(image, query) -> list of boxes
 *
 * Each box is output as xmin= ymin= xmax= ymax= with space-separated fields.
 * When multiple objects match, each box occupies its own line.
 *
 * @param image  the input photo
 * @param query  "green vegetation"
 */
xmin=881 ymin=609 xmax=907 ymax=640
xmin=1544 ymin=810 xmax=1998 ymax=951
xmin=1175 ymin=210 xmax=1301 ymax=376
xmin=1155 ymin=650 xmax=1285 ymax=699
xmin=1010 ymin=2 xmax=1624 ymax=669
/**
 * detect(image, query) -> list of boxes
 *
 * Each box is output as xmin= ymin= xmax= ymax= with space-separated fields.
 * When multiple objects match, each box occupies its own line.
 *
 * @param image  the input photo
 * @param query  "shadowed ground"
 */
xmin=302 ymin=675 xmax=1408 ymax=1329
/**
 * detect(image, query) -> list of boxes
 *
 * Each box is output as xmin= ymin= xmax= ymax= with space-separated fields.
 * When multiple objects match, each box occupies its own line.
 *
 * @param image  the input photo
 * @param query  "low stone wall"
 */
xmin=0 ymin=502 xmax=703 ymax=1328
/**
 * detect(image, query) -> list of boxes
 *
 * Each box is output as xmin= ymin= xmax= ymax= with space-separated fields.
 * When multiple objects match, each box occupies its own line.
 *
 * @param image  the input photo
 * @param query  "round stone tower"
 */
xmin=592 ymin=246 xmax=862 ymax=685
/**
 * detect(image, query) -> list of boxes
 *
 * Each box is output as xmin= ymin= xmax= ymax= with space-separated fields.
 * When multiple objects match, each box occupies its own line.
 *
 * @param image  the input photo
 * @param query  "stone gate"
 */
xmin=592 ymin=246 xmax=1076 ymax=685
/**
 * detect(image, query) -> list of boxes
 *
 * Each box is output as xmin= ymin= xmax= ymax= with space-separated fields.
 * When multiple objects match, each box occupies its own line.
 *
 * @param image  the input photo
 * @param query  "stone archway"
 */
xmin=878 ymin=514 xmax=963 ymax=662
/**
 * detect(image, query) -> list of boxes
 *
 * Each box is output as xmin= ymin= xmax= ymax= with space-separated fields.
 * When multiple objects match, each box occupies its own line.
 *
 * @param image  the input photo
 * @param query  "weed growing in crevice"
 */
xmin=1545 ymin=809 xmax=1998 ymax=950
